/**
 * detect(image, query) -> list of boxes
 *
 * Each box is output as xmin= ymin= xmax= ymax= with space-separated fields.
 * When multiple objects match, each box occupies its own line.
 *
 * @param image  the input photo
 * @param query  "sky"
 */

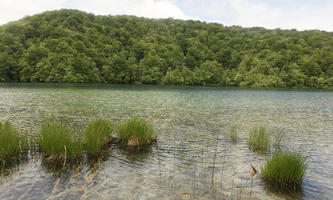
xmin=1 ymin=0 xmax=333 ymax=31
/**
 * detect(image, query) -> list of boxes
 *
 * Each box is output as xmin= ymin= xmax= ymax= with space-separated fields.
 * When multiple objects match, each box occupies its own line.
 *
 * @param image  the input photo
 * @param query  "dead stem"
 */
xmin=63 ymin=145 xmax=67 ymax=170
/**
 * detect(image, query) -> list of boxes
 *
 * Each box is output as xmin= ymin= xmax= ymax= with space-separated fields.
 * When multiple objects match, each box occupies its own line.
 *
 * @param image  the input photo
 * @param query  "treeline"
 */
xmin=0 ymin=9 xmax=333 ymax=88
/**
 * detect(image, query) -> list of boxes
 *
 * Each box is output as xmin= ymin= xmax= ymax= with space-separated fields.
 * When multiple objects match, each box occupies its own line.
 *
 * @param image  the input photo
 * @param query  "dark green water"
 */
xmin=0 ymin=83 xmax=332 ymax=200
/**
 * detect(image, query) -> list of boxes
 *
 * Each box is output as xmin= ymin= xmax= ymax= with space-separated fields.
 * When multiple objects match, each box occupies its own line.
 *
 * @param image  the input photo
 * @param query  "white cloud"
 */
xmin=0 ymin=0 xmax=66 ymax=24
xmin=1 ymin=0 xmax=333 ymax=31
xmin=226 ymin=0 xmax=333 ymax=31
xmin=0 ymin=0 xmax=192 ymax=25
xmin=178 ymin=0 xmax=333 ymax=31
xmin=227 ymin=0 xmax=283 ymax=28
xmin=65 ymin=0 xmax=192 ymax=20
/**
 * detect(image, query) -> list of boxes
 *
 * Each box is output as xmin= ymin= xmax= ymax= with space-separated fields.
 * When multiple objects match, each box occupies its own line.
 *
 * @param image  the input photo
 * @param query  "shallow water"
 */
xmin=0 ymin=83 xmax=332 ymax=200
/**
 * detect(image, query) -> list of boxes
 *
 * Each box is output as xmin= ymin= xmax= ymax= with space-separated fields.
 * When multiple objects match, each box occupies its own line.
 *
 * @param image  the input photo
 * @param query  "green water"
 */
xmin=0 ymin=83 xmax=332 ymax=199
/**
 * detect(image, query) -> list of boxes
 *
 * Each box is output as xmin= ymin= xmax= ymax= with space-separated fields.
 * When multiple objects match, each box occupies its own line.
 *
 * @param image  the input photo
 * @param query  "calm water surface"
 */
xmin=0 ymin=84 xmax=332 ymax=200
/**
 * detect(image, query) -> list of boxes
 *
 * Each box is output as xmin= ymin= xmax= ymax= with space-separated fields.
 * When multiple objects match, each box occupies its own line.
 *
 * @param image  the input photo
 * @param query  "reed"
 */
xmin=84 ymin=119 xmax=113 ymax=155
xmin=118 ymin=118 xmax=156 ymax=147
xmin=0 ymin=121 xmax=27 ymax=161
xmin=230 ymin=125 xmax=237 ymax=143
xmin=249 ymin=126 xmax=270 ymax=153
xmin=261 ymin=151 xmax=306 ymax=191
xmin=274 ymin=132 xmax=284 ymax=151
xmin=39 ymin=123 xmax=82 ymax=161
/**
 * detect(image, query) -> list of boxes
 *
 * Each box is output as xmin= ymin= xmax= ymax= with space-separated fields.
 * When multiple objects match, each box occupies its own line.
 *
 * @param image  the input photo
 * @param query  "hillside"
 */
xmin=0 ymin=9 xmax=332 ymax=88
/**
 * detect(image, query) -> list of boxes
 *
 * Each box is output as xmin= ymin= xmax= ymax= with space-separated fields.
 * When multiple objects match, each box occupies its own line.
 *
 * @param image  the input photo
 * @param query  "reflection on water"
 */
xmin=0 ymin=83 xmax=332 ymax=199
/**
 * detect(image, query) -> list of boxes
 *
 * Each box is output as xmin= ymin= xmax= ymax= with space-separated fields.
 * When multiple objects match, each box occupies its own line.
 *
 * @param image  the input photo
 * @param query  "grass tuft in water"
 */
xmin=84 ymin=119 xmax=113 ymax=155
xmin=39 ymin=123 xmax=82 ymax=161
xmin=249 ymin=126 xmax=270 ymax=153
xmin=230 ymin=125 xmax=238 ymax=143
xmin=118 ymin=118 xmax=157 ymax=147
xmin=0 ymin=121 xmax=27 ymax=161
xmin=262 ymin=151 xmax=306 ymax=191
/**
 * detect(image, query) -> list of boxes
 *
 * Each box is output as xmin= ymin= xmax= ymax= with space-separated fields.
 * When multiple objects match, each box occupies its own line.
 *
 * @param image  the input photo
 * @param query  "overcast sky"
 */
xmin=1 ymin=0 xmax=333 ymax=31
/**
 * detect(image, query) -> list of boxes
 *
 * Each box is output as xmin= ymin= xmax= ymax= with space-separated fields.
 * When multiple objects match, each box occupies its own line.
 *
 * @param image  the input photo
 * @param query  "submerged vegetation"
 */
xmin=118 ymin=118 xmax=156 ymax=147
xmin=249 ymin=126 xmax=270 ymax=153
xmin=262 ymin=152 xmax=306 ymax=191
xmin=0 ymin=9 xmax=333 ymax=88
xmin=39 ymin=123 xmax=83 ymax=161
xmin=84 ymin=119 xmax=113 ymax=155
xmin=0 ymin=121 xmax=27 ymax=161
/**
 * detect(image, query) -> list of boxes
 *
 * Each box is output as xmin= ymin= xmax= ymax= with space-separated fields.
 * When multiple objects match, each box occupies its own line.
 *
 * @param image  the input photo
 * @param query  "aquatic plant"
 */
xmin=84 ymin=119 xmax=113 ymax=155
xmin=230 ymin=125 xmax=238 ymax=143
xmin=118 ymin=118 xmax=156 ymax=147
xmin=249 ymin=126 xmax=270 ymax=153
xmin=273 ymin=132 xmax=284 ymax=151
xmin=262 ymin=152 xmax=306 ymax=191
xmin=39 ymin=123 xmax=82 ymax=161
xmin=0 ymin=121 xmax=27 ymax=161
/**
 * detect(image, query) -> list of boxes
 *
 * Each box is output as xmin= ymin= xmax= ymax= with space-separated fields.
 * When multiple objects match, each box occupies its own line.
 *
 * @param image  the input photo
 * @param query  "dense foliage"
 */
xmin=0 ymin=9 xmax=333 ymax=88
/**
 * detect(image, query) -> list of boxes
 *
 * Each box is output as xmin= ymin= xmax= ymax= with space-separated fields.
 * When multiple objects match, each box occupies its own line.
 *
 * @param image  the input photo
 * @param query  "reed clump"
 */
xmin=39 ymin=123 xmax=83 ymax=161
xmin=0 ymin=121 xmax=27 ymax=161
xmin=262 ymin=152 xmax=306 ymax=191
xmin=249 ymin=126 xmax=270 ymax=153
xmin=118 ymin=118 xmax=157 ymax=147
xmin=84 ymin=119 xmax=113 ymax=155
xmin=230 ymin=125 xmax=238 ymax=143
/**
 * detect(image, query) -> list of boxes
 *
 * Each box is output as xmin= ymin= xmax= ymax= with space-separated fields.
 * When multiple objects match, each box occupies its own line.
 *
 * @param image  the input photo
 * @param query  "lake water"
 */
xmin=0 ymin=84 xmax=332 ymax=200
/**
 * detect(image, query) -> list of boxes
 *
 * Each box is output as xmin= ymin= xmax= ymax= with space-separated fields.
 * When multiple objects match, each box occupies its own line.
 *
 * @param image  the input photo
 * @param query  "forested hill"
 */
xmin=0 ymin=9 xmax=333 ymax=88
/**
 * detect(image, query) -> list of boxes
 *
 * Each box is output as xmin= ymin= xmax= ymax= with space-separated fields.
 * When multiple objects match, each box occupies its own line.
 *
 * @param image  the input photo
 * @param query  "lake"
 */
xmin=0 ymin=83 xmax=332 ymax=199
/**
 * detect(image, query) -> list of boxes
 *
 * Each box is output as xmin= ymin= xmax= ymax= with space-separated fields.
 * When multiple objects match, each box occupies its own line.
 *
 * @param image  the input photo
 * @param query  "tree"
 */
xmin=0 ymin=9 xmax=332 ymax=89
